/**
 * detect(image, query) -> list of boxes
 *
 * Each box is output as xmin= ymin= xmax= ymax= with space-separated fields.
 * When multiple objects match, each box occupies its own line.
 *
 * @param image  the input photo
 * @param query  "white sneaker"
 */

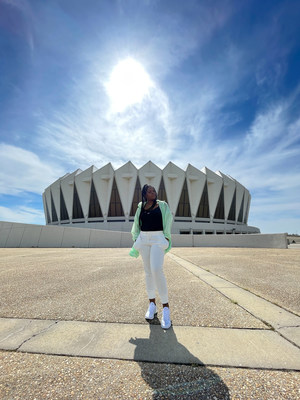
xmin=161 ymin=307 xmax=171 ymax=329
xmin=145 ymin=302 xmax=157 ymax=320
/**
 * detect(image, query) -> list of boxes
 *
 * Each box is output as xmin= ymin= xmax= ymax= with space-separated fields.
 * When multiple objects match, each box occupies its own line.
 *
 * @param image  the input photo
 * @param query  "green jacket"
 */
xmin=129 ymin=200 xmax=173 ymax=258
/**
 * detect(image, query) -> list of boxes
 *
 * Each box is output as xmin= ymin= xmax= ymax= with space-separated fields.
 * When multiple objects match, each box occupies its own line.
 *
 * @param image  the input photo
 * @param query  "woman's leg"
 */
xmin=149 ymin=244 xmax=169 ymax=305
xmin=139 ymin=243 xmax=157 ymax=300
xmin=150 ymin=243 xmax=171 ymax=329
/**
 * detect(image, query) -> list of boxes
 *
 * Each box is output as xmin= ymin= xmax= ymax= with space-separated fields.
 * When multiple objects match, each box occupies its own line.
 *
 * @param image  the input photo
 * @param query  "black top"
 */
xmin=141 ymin=206 xmax=163 ymax=231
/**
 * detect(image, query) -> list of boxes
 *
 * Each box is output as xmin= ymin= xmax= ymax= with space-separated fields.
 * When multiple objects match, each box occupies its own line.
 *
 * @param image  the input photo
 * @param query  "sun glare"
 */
xmin=105 ymin=58 xmax=153 ymax=113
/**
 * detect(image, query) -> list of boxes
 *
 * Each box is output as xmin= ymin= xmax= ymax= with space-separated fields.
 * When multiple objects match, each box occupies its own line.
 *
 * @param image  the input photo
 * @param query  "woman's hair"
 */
xmin=139 ymin=184 xmax=157 ymax=226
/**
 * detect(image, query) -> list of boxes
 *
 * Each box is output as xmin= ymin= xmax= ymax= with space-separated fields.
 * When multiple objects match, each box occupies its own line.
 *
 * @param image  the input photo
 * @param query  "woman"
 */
xmin=129 ymin=184 xmax=173 ymax=329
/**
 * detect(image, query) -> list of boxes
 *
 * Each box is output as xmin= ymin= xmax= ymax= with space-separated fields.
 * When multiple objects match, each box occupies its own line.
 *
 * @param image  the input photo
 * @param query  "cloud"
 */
xmin=236 ymin=93 xmax=300 ymax=187
xmin=36 ymin=61 xmax=174 ymax=170
xmin=170 ymin=82 xmax=300 ymax=181
xmin=249 ymin=217 xmax=300 ymax=235
xmin=0 ymin=205 xmax=45 ymax=225
xmin=137 ymin=0 xmax=235 ymax=78
xmin=29 ymin=0 xmax=238 ymax=172
xmin=166 ymin=72 xmax=300 ymax=235
xmin=0 ymin=144 xmax=64 ymax=195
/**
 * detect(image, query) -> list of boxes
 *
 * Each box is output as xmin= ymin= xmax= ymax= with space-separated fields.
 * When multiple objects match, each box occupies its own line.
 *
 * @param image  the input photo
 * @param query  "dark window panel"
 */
xmin=130 ymin=177 xmax=142 ymax=216
xmin=45 ymin=199 xmax=51 ymax=224
xmin=72 ymin=183 xmax=84 ymax=219
xmin=108 ymin=178 xmax=124 ymax=217
xmin=214 ymin=186 xmax=225 ymax=220
xmin=196 ymin=181 xmax=210 ymax=218
xmin=238 ymin=193 xmax=244 ymax=222
xmin=158 ymin=177 xmax=168 ymax=203
xmin=176 ymin=179 xmax=191 ymax=217
xmin=50 ymin=191 xmax=58 ymax=222
xmin=244 ymin=196 xmax=249 ymax=224
xmin=228 ymin=188 xmax=236 ymax=221
xmin=60 ymin=187 xmax=69 ymax=220
xmin=88 ymin=180 xmax=103 ymax=218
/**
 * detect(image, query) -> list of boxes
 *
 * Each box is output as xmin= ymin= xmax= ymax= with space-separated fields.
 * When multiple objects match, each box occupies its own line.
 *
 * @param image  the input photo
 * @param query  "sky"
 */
xmin=0 ymin=0 xmax=300 ymax=234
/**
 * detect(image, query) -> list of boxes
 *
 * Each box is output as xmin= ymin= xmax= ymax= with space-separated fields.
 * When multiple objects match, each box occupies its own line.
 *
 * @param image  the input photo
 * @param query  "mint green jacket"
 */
xmin=129 ymin=200 xmax=173 ymax=258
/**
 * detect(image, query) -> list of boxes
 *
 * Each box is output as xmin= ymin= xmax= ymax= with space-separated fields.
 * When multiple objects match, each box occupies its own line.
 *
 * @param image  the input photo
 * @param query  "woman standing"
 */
xmin=129 ymin=184 xmax=173 ymax=329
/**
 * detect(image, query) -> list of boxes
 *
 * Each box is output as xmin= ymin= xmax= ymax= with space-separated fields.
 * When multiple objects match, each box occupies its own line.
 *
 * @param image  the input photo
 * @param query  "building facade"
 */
xmin=43 ymin=161 xmax=260 ymax=235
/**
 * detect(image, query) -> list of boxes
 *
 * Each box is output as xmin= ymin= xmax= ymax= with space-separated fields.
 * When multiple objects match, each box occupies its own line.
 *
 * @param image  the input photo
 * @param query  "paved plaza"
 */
xmin=0 ymin=247 xmax=300 ymax=399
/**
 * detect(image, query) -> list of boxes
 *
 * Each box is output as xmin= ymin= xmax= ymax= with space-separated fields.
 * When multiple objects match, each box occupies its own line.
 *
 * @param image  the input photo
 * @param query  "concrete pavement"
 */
xmin=168 ymin=252 xmax=300 ymax=348
xmin=1 ymin=247 xmax=300 ymax=399
xmin=1 ymin=317 xmax=300 ymax=370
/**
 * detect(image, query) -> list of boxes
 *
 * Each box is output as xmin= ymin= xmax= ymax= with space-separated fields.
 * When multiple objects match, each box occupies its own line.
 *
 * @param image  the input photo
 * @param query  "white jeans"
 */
xmin=134 ymin=231 xmax=169 ymax=304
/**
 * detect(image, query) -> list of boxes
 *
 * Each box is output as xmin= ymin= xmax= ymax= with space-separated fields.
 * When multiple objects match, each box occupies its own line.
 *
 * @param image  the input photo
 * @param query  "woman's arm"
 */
xmin=159 ymin=201 xmax=173 ymax=252
xmin=131 ymin=202 xmax=142 ymax=241
xmin=163 ymin=203 xmax=173 ymax=241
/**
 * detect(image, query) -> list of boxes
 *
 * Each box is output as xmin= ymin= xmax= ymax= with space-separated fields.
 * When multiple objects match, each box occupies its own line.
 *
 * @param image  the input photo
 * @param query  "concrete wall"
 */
xmin=0 ymin=221 xmax=287 ymax=249
xmin=0 ymin=221 xmax=132 ymax=249
xmin=172 ymin=232 xmax=288 ymax=249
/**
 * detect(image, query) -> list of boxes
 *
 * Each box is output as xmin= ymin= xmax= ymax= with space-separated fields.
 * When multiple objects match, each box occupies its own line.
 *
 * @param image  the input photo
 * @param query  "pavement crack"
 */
xmin=0 ymin=321 xmax=31 ymax=344
xmin=279 ymin=325 xmax=300 ymax=329
xmin=16 ymin=320 xmax=59 ymax=351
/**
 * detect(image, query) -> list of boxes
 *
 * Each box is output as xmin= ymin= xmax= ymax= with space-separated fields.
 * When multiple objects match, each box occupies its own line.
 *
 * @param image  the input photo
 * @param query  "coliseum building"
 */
xmin=43 ymin=161 xmax=260 ymax=235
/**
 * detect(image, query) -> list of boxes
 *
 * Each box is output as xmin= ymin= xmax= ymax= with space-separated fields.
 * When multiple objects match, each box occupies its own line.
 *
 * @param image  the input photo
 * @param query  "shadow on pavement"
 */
xmin=129 ymin=322 xmax=230 ymax=399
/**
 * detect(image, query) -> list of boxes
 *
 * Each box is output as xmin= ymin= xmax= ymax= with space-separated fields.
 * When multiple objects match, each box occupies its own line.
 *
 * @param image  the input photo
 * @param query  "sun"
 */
xmin=105 ymin=58 xmax=153 ymax=113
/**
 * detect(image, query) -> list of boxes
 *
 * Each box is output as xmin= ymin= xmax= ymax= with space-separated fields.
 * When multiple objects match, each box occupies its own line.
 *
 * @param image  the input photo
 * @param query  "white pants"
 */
xmin=134 ymin=231 xmax=169 ymax=304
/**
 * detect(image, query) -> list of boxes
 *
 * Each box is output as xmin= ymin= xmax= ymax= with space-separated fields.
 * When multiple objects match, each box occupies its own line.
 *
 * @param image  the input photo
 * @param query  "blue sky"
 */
xmin=1 ymin=0 xmax=300 ymax=234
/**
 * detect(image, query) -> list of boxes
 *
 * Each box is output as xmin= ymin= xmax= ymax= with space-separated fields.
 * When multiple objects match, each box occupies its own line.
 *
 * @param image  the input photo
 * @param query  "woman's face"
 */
xmin=146 ymin=186 xmax=157 ymax=201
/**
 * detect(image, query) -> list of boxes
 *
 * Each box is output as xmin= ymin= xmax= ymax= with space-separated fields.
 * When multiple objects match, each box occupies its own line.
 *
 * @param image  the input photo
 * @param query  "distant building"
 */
xmin=43 ymin=161 xmax=260 ymax=235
